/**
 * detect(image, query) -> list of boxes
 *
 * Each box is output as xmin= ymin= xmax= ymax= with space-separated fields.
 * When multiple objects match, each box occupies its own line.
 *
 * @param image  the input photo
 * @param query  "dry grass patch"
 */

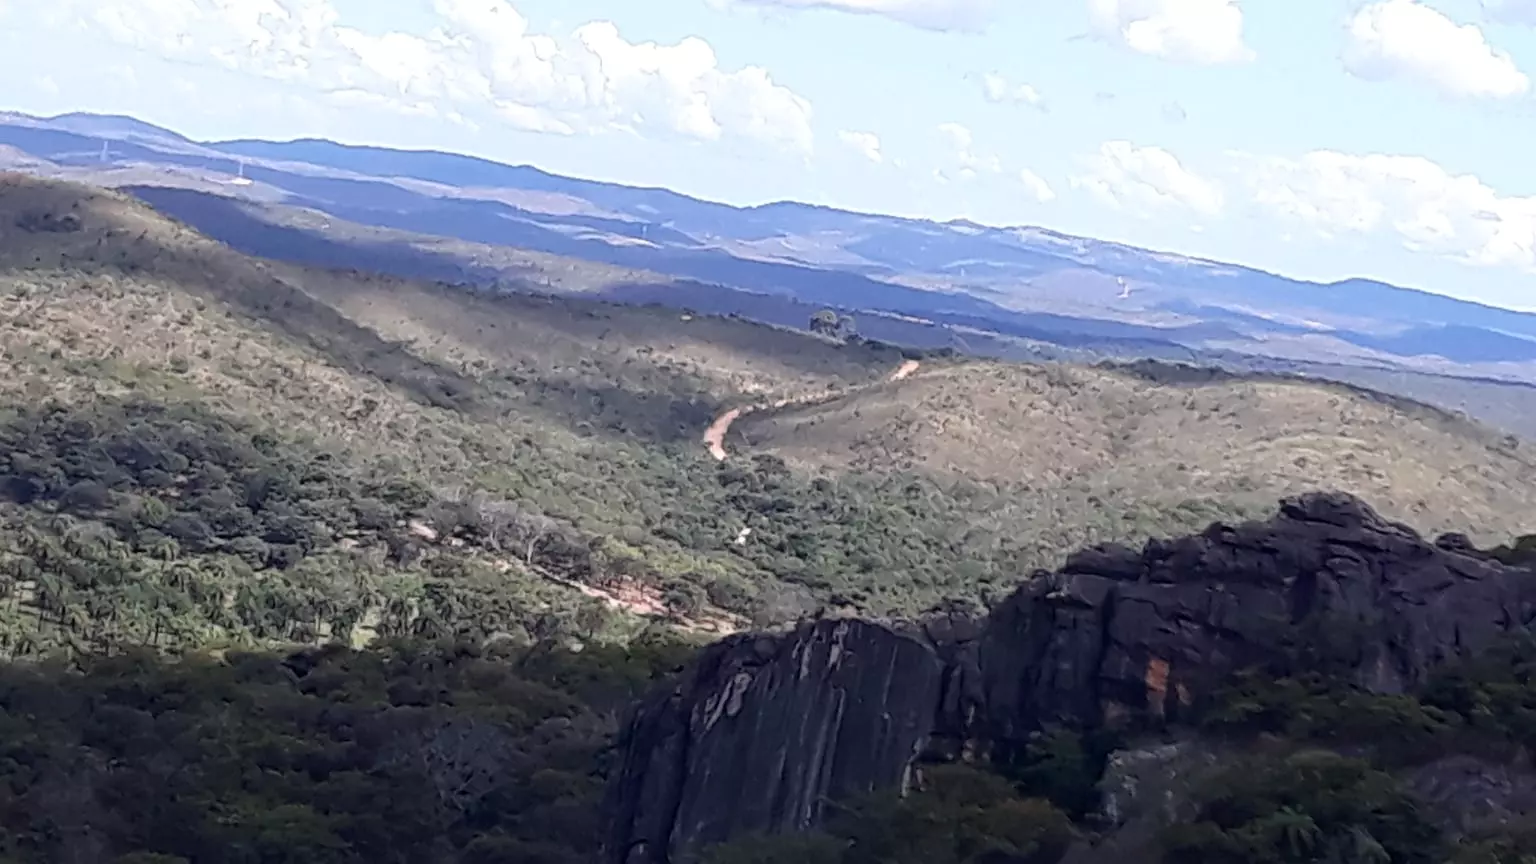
xmin=738 ymin=360 xmax=1536 ymax=544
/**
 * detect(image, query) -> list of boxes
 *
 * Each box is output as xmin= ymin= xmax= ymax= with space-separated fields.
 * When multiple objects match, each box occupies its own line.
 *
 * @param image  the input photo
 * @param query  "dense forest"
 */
xmin=0 ymin=635 xmax=689 ymax=863
xmin=5 ymin=626 xmax=1536 ymax=860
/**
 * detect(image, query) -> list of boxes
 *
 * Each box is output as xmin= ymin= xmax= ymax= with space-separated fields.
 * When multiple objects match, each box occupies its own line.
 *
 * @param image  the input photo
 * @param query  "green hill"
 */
xmin=3 ymin=171 xmax=1536 ymax=661
xmin=0 ymin=172 xmax=909 ymax=656
xmin=735 ymin=359 xmax=1536 ymax=561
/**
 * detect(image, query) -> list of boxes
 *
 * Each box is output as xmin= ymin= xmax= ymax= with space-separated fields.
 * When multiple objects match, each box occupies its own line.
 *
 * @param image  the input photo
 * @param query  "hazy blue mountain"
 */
xmin=1336 ymin=324 xmax=1536 ymax=363
xmin=203 ymin=135 xmax=1536 ymax=342
xmin=5 ymin=110 xmax=1536 ymax=376
xmin=38 ymin=112 xmax=197 ymax=146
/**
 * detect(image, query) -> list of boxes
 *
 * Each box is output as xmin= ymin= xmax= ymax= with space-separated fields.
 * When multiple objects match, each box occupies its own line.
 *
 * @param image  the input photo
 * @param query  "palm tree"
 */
xmin=1322 ymin=825 xmax=1390 ymax=864
xmin=1266 ymin=807 xmax=1321 ymax=858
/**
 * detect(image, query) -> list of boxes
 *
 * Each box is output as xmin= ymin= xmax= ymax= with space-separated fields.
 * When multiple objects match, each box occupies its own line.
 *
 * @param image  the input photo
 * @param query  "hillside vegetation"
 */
xmin=0 ymin=635 xmax=693 ymax=864
xmin=9 ymin=173 xmax=1536 ymax=864
xmin=737 ymin=360 xmax=1536 ymax=556
xmin=0 ymin=173 xmax=909 ymax=655
xmin=3 ymin=172 xmax=1536 ymax=659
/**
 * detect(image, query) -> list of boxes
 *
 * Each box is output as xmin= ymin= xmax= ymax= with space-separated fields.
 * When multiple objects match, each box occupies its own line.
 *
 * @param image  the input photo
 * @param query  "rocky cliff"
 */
xmin=602 ymin=493 xmax=1536 ymax=863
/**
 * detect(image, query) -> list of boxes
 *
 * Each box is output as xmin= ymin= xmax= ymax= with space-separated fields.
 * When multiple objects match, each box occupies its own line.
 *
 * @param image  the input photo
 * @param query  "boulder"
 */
xmin=603 ymin=493 xmax=1536 ymax=862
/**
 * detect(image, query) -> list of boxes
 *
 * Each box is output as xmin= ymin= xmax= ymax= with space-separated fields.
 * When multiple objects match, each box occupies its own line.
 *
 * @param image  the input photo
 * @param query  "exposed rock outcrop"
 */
xmin=603 ymin=493 xmax=1536 ymax=863
xmin=603 ymin=619 xmax=949 ymax=864
xmin=1404 ymin=755 xmax=1536 ymax=837
xmin=1057 ymin=740 xmax=1229 ymax=864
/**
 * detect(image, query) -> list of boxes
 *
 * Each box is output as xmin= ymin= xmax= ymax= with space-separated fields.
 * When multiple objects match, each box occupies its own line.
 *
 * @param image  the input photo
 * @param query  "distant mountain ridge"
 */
xmin=211 ymin=136 xmax=1533 ymax=334
xmin=5 ymin=109 xmax=1536 ymax=383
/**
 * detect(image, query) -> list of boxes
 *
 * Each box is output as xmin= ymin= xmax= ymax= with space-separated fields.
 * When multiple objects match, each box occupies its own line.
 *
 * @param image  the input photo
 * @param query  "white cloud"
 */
xmin=980 ymin=72 xmax=1044 ymax=108
xmin=1087 ymin=0 xmax=1254 ymax=65
xmin=1234 ymin=149 xmax=1536 ymax=271
xmin=1018 ymin=168 xmax=1056 ymax=202
xmin=838 ymin=130 xmax=883 ymax=162
xmin=1343 ymin=0 xmax=1528 ymax=99
xmin=1072 ymin=140 xmax=1224 ymax=216
xmin=707 ymin=0 xmax=994 ymax=31
xmin=938 ymin=123 xmax=973 ymax=148
xmin=1482 ymin=0 xmax=1536 ymax=25
xmin=25 ymin=0 xmax=815 ymax=153
xmin=936 ymin=122 xmax=1002 ymax=180
xmin=931 ymin=123 xmax=1048 ymax=198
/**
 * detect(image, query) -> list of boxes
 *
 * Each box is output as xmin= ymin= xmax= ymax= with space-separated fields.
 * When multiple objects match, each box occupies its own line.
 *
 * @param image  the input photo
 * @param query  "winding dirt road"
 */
xmin=702 ymin=407 xmax=744 ymax=461
xmin=703 ymin=359 xmax=920 ymax=461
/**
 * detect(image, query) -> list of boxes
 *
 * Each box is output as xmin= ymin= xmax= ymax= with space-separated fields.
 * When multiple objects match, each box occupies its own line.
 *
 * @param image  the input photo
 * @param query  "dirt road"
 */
xmin=702 ymin=359 xmax=920 ymax=461
xmin=703 ymin=407 xmax=744 ymax=461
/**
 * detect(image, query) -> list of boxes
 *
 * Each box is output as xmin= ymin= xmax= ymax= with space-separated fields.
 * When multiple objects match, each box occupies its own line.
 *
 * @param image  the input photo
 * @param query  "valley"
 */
xmin=2 ymin=158 xmax=1536 ymax=864
xmin=4 ymin=0 xmax=1536 ymax=841
xmin=6 ymin=172 xmax=1536 ymax=656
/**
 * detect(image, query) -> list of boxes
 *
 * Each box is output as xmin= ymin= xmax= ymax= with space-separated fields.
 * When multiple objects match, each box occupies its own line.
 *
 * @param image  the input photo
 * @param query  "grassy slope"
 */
xmin=3 ymin=172 xmax=1535 ymax=657
xmin=736 ymin=359 xmax=1536 ymax=556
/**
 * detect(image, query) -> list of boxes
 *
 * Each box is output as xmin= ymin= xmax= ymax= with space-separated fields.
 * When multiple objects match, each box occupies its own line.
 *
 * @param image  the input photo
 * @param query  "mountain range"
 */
xmin=6 ymin=109 xmax=1536 ymax=435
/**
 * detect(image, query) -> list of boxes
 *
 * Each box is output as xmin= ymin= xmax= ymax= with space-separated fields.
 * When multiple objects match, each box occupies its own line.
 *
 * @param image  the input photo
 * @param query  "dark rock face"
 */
xmin=603 ymin=619 xmax=948 ymax=864
xmin=603 ymin=493 xmax=1536 ymax=863
xmin=979 ymin=492 xmax=1536 ymax=736
xmin=1057 ymin=740 xmax=1229 ymax=864
xmin=1404 ymin=755 xmax=1536 ymax=836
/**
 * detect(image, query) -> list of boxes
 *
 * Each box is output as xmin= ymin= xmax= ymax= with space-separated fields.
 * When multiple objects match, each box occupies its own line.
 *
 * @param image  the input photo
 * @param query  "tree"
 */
xmin=1158 ymin=750 xmax=1443 ymax=864
xmin=472 ymin=497 xmax=559 ymax=564
xmin=809 ymin=309 xmax=841 ymax=337
xmin=60 ymin=479 xmax=112 ymax=513
xmin=514 ymin=510 xmax=559 ymax=565
xmin=662 ymin=580 xmax=705 ymax=620
xmin=378 ymin=715 xmax=515 ymax=830
xmin=705 ymin=764 xmax=1075 ymax=864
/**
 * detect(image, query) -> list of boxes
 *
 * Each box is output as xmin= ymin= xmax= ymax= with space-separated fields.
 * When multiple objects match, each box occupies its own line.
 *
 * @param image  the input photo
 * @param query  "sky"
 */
xmin=1 ymin=0 xmax=1535 ymax=310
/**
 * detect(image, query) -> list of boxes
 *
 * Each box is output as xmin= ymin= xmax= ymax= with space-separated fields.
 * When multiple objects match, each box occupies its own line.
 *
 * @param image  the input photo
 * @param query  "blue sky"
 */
xmin=1 ymin=0 xmax=1535 ymax=309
